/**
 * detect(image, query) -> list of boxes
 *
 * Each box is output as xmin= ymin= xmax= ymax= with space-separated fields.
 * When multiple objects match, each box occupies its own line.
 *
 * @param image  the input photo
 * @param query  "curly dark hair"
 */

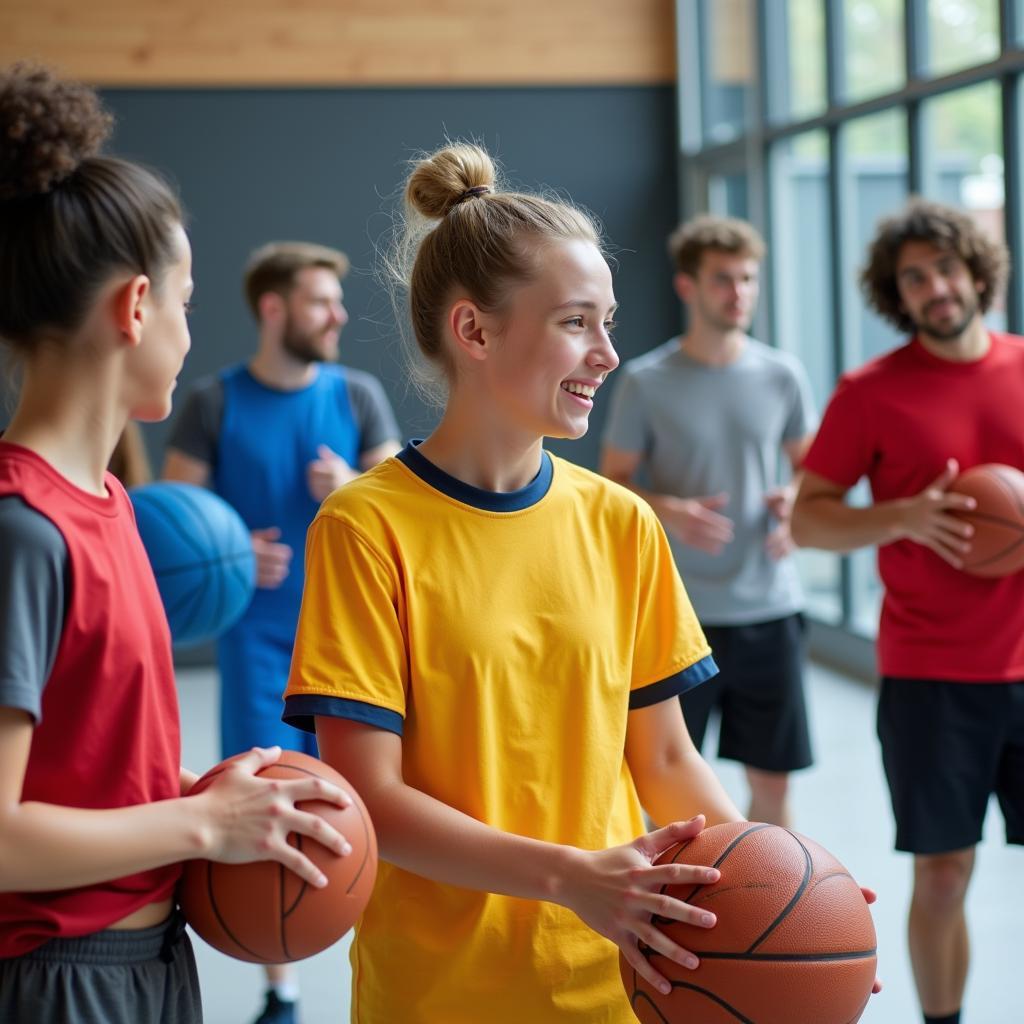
xmin=0 ymin=62 xmax=112 ymax=200
xmin=0 ymin=63 xmax=183 ymax=351
xmin=860 ymin=198 xmax=1009 ymax=333
xmin=667 ymin=215 xmax=765 ymax=276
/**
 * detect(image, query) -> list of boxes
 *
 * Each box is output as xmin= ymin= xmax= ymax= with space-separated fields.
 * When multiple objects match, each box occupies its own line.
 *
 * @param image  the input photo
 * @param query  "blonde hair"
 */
xmin=389 ymin=142 xmax=602 ymax=398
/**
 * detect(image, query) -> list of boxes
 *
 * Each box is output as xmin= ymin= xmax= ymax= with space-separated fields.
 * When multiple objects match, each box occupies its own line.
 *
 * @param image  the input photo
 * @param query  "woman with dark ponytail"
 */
xmin=0 ymin=64 xmax=352 ymax=1024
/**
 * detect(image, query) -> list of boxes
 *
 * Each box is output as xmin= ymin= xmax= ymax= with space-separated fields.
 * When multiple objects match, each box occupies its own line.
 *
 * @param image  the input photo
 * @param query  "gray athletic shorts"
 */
xmin=0 ymin=910 xmax=202 ymax=1024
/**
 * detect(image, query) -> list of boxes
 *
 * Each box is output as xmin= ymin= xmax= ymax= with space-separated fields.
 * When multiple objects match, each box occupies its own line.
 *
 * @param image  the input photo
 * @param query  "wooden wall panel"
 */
xmin=1 ymin=0 xmax=676 ymax=86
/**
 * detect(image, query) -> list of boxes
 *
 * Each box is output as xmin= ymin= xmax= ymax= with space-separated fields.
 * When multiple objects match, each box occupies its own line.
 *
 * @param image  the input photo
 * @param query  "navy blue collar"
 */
xmin=396 ymin=440 xmax=553 ymax=512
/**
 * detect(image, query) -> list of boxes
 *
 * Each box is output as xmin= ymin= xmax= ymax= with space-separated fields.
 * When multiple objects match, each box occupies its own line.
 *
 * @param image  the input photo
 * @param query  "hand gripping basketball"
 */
xmin=949 ymin=463 xmax=1024 ymax=577
xmin=620 ymin=821 xmax=877 ymax=1024
xmin=179 ymin=749 xmax=378 ymax=963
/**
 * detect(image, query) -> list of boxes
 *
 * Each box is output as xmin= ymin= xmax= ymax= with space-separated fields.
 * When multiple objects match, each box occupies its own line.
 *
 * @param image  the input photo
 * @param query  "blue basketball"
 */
xmin=129 ymin=482 xmax=256 ymax=647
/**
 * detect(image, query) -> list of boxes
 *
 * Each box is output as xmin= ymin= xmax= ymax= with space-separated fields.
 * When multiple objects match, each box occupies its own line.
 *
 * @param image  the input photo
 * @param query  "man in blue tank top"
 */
xmin=162 ymin=241 xmax=400 ymax=1024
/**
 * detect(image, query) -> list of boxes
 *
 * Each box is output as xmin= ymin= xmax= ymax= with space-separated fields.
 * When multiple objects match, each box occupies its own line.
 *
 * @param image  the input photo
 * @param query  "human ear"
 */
xmin=257 ymin=291 xmax=286 ymax=326
xmin=113 ymin=275 xmax=151 ymax=347
xmin=448 ymin=299 xmax=491 ymax=363
xmin=673 ymin=272 xmax=696 ymax=305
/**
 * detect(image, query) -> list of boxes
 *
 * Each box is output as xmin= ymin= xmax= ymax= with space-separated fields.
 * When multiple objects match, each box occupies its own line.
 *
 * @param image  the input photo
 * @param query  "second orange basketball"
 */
xmin=178 ymin=750 xmax=377 ymax=963
xmin=950 ymin=463 xmax=1024 ymax=577
xmin=620 ymin=822 xmax=876 ymax=1024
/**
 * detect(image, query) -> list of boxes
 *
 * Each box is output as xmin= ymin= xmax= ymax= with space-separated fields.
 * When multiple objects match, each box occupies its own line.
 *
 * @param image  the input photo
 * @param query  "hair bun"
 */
xmin=0 ymin=63 xmax=112 ymax=201
xmin=405 ymin=143 xmax=497 ymax=219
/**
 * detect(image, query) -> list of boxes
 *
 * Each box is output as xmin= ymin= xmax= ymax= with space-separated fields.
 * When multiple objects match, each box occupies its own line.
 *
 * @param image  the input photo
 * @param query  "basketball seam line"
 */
xmin=631 ymin=983 xmax=756 ymax=1024
xmin=746 ymin=830 xmax=813 ymax=954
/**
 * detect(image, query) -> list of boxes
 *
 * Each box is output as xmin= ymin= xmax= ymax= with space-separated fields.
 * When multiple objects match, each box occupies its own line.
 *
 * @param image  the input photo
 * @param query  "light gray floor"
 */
xmin=176 ymin=662 xmax=1020 ymax=1024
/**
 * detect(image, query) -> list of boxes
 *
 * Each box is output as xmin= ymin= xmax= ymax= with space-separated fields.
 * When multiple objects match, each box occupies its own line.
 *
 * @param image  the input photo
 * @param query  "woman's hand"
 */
xmin=558 ymin=814 xmax=720 ymax=996
xmin=192 ymin=746 xmax=353 ymax=888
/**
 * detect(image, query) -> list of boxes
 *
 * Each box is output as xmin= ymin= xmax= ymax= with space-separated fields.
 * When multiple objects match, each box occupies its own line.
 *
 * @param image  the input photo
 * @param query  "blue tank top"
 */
xmin=213 ymin=365 xmax=360 ymax=623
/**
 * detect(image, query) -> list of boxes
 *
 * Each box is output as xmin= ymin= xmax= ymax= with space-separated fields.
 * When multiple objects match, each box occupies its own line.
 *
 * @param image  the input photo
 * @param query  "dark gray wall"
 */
xmin=95 ymin=85 xmax=681 ymax=470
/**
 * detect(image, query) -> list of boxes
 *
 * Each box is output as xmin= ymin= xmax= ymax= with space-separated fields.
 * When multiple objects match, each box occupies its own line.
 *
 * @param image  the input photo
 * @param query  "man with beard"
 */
xmin=601 ymin=215 xmax=817 ymax=828
xmin=162 ymin=241 xmax=400 ymax=1024
xmin=792 ymin=199 xmax=1021 ymax=1024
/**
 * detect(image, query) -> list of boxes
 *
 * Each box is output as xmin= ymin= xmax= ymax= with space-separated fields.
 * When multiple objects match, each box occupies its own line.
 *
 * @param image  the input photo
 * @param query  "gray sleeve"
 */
xmin=165 ymin=375 xmax=224 ymax=467
xmin=0 ymin=497 xmax=69 ymax=722
xmin=345 ymin=371 xmax=401 ymax=454
xmin=602 ymin=369 xmax=651 ymax=455
xmin=782 ymin=358 xmax=818 ymax=442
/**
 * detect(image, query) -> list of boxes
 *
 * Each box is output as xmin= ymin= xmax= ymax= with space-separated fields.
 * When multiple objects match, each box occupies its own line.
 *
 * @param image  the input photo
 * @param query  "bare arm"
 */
xmin=316 ymin=714 xmax=724 ymax=995
xmin=161 ymin=448 xmax=211 ymax=487
xmin=625 ymin=696 xmax=743 ymax=828
xmin=307 ymin=439 xmax=403 ymax=504
xmin=0 ymin=707 xmax=350 ymax=892
xmin=600 ymin=444 xmax=733 ymax=555
xmin=791 ymin=461 xmax=976 ymax=567
xmin=763 ymin=434 xmax=815 ymax=560
xmin=783 ymin=433 xmax=814 ymax=480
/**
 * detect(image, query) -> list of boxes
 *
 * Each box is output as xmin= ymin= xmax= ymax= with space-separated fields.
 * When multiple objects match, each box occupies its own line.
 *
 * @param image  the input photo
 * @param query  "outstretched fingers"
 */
xmin=638 ymin=814 xmax=707 ymax=861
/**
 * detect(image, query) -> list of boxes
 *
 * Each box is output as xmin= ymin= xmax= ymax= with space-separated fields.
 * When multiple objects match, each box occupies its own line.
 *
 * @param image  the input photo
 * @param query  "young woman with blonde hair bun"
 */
xmin=285 ymin=141 xmax=745 ymax=1022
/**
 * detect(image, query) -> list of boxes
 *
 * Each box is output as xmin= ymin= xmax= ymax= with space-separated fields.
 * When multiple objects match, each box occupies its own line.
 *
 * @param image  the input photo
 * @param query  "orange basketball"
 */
xmin=949 ymin=463 xmax=1024 ymax=577
xmin=178 ymin=750 xmax=377 ymax=963
xmin=620 ymin=822 xmax=876 ymax=1024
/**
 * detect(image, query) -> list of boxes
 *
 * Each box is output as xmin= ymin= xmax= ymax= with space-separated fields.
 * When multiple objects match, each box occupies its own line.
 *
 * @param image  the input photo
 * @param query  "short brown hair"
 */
xmin=667 ymin=215 xmax=765 ymax=276
xmin=861 ymin=198 xmax=1009 ymax=333
xmin=243 ymin=241 xmax=349 ymax=319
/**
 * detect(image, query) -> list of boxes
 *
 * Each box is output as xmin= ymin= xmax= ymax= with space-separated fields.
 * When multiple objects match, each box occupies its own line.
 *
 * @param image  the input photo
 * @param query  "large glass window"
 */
xmin=921 ymin=81 xmax=1007 ymax=329
xmin=924 ymin=0 xmax=1000 ymax=76
xmin=701 ymin=0 xmax=755 ymax=144
xmin=708 ymin=170 xmax=750 ymax=219
xmin=768 ymin=0 xmax=827 ymax=122
xmin=841 ymin=108 xmax=910 ymax=366
xmin=771 ymin=130 xmax=843 ymax=624
xmin=677 ymin=0 xmax=1024 ymax=646
xmin=843 ymin=0 xmax=905 ymax=101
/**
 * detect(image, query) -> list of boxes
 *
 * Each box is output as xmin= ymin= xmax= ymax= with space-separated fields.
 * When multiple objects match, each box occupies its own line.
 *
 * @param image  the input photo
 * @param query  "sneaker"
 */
xmin=252 ymin=991 xmax=299 ymax=1024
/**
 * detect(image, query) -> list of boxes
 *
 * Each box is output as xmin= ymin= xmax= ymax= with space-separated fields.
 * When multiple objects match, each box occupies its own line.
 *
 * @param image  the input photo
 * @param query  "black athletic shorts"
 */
xmin=0 ymin=911 xmax=202 ymax=1024
xmin=878 ymin=676 xmax=1024 ymax=855
xmin=681 ymin=613 xmax=813 ymax=773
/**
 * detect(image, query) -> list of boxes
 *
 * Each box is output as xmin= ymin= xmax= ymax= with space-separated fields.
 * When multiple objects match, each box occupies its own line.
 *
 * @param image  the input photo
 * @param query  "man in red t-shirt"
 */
xmin=792 ymin=199 xmax=1023 ymax=1024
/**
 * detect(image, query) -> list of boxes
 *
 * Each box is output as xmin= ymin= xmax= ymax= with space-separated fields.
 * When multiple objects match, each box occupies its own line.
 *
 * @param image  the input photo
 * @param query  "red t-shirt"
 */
xmin=0 ymin=443 xmax=183 ymax=957
xmin=803 ymin=333 xmax=1024 ymax=681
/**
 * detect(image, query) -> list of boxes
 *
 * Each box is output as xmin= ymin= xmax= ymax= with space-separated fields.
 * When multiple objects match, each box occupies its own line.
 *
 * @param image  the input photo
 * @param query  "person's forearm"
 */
xmin=363 ymin=780 xmax=580 ymax=903
xmin=633 ymin=748 xmax=744 ymax=829
xmin=791 ymin=495 xmax=908 ymax=553
xmin=0 ymin=795 xmax=215 ymax=892
xmin=180 ymin=765 xmax=200 ymax=794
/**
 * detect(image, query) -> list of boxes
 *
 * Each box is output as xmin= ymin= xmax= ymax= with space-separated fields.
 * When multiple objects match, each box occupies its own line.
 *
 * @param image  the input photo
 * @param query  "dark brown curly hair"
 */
xmin=860 ymin=198 xmax=1009 ymax=333
xmin=0 ymin=63 xmax=183 ymax=351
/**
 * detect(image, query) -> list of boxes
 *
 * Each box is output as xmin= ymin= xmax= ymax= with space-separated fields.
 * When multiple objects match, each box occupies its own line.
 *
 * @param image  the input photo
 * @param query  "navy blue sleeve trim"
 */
xmin=283 ymin=694 xmax=404 ymax=736
xmin=628 ymin=655 xmax=719 ymax=710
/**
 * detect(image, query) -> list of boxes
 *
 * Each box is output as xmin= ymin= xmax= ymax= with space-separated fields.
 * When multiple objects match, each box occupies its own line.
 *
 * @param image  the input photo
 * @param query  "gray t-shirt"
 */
xmin=168 ymin=365 xmax=400 ymax=468
xmin=0 ymin=496 xmax=68 ymax=722
xmin=603 ymin=337 xmax=816 ymax=625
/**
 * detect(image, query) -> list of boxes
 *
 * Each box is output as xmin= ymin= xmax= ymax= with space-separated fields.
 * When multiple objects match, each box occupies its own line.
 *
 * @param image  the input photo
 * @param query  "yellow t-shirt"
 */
xmin=285 ymin=444 xmax=716 ymax=1024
